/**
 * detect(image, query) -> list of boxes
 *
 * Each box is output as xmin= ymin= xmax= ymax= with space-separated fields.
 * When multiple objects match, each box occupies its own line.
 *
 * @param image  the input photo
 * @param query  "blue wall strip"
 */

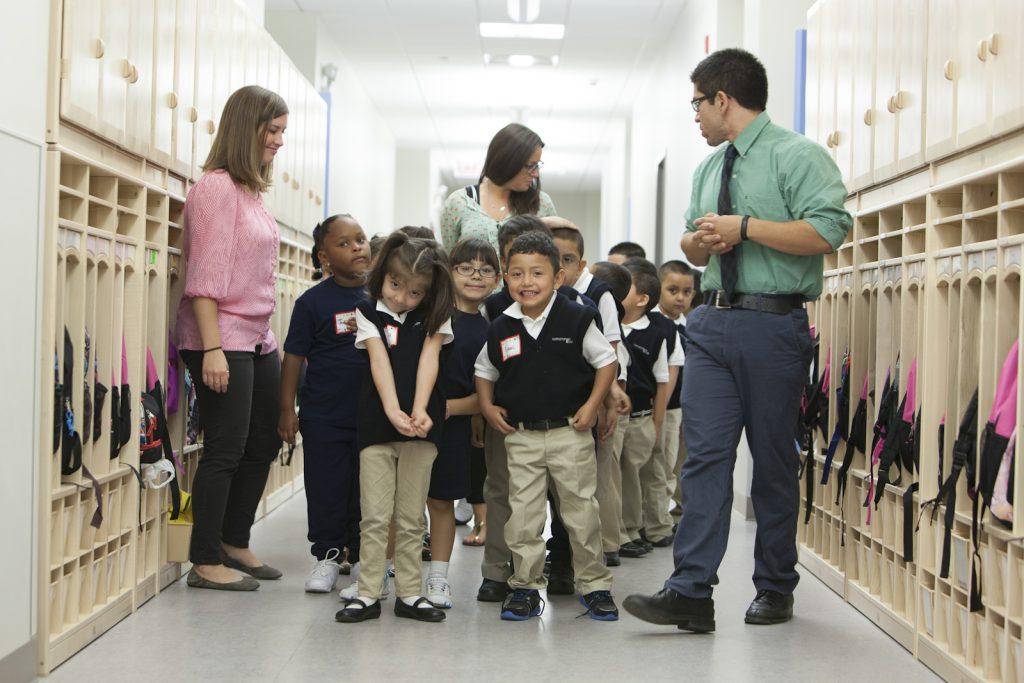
xmin=794 ymin=29 xmax=807 ymax=135
xmin=320 ymin=90 xmax=331 ymax=219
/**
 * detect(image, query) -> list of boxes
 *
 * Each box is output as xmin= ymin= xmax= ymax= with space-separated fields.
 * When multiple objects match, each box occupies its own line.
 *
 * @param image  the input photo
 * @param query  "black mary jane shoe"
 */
xmin=394 ymin=596 xmax=446 ymax=622
xmin=335 ymin=597 xmax=381 ymax=623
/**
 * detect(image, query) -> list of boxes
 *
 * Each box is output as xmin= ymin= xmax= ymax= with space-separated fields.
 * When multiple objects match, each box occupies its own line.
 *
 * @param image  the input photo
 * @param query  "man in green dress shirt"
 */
xmin=625 ymin=48 xmax=852 ymax=631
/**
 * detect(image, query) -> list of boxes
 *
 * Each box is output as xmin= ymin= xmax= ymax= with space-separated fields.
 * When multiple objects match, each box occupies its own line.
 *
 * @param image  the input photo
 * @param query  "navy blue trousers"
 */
xmin=300 ymin=420 xmax=361 ymax=562
xmin=665 ymin=304 xmax=813 ymax=599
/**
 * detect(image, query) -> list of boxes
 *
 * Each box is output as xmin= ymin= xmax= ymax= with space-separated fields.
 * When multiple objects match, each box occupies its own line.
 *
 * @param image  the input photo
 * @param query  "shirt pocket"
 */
xmin=741 ymin=192 xmax=793 ymax=222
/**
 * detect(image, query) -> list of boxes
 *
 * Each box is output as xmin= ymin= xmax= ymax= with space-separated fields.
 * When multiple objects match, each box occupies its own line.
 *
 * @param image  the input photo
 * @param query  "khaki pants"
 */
xmin=505 ymin=426 xmax=612 ymax=594
xmin=642 ymin=407 xmax=681 ymax=540
xmin=619 ymin=414 xmax=656 ymax=543
xmin=596 ymin=414 xmax=629 ymax=553
xmin=481 ymin=425 xmax=512 ymax=582
xmin=672 ymin=410 xmax=688 ymax=509
xmin=357 ymin=441 xmax=437 ymax=598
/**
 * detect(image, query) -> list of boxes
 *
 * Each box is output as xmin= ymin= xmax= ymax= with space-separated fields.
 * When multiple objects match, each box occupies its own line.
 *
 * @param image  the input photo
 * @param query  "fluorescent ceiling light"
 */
xmin=479 ymin=22 xmax=565 ymax=39
xmin=507 ymin=54 xmax=536 ymax=68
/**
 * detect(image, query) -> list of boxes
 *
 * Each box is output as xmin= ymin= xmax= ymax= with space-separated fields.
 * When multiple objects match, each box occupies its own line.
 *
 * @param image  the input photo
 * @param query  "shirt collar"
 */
xmin=573 ymin=267 xmax=593 ymax=293
xmin=376 ymin=299 xmax=408 ymax=323
xmin=622 ymin=313 xmax=650 ymax=333
xmin=502 ymin=292 xmax=557 ymax=322
xmin=732 ymin=111 xmax=771 ymax=158
xmin=656 ymin=305 xmax=680 ymax=322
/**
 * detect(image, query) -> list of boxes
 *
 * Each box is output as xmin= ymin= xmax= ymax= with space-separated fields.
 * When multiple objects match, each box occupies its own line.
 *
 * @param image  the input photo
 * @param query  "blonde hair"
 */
xmin=202 ymin=86 xmax=289 ymax=194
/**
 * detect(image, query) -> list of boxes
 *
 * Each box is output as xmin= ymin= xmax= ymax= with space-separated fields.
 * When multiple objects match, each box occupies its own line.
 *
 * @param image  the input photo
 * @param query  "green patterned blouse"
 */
xmin=440 ymin=186 xmax=556 ymax=255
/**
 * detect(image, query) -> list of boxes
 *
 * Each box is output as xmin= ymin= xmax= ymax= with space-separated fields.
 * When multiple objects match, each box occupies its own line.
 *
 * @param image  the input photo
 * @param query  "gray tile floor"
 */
xmin=47 ymin=492 xmax=939 ymax=683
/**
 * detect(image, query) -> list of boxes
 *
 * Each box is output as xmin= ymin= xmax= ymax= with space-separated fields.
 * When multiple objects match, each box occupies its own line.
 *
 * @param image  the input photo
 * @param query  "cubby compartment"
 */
xmin=965 ymin=215 xmax=998 ymax=244
xmin=964 ymin=180 xmax=999 ymax=215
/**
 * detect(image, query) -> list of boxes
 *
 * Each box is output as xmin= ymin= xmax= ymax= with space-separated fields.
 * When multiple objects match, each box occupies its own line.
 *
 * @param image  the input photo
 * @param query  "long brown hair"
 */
xmin=366 ymin=232 xmax=454 ymax=336
xmin=203 ymin=85 xmax=288 ymax=194
xmin=479 ymin=123 xmax=544 ymax=216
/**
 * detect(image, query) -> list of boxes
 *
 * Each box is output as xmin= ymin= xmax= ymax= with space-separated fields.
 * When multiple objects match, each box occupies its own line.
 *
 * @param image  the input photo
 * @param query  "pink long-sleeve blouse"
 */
xmin=175 ymin=169 xmax=280 ymax=354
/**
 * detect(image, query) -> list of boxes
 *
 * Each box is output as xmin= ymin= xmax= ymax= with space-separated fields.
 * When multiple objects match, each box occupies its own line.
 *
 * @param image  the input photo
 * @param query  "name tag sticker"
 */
xmin=334 ymin=310 xmax=355 ymax=334
xmin=385 ymin=324 xmax=399 ymax=347
xmin=500 ymin=334 xmax=521 ymax=361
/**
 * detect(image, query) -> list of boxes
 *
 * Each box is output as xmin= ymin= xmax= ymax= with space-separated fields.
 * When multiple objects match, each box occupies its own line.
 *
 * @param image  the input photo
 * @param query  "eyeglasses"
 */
xmin=690 ymin=94 xmax=713 ymax=112
xmin=454 ymin=264 xmax=498 ymax=279
xmin=524 ymin=160 xmax=545 ymax=173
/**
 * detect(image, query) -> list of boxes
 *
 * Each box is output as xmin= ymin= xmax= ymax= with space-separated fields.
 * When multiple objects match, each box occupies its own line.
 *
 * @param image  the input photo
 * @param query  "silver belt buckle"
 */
xmin=714 ymin=291 xmax=732 ymax=309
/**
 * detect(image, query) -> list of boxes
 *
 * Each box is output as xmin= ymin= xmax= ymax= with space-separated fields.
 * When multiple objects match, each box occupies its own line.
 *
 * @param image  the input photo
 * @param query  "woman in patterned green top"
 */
xmin=440 ymin=123 xmax=556 ymax=256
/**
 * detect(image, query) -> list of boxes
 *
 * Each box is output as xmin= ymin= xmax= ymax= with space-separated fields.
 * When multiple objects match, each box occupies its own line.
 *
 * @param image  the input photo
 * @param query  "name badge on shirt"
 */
xmin=500 ymin=334 xmax=521 ymax=361
xmin=384 ymin=324 xmax=399 ymax=348
xmin=334 ymin=310 xmax=355 ymax=335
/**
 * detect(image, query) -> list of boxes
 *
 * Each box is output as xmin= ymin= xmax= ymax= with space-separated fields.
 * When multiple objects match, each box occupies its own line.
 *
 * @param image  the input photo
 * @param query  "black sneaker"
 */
xmin=477 ymin=578 xmax=511 ymax=602
xmin=604 ymin=552 xmax=621 ymax=567
xmin=618 ymin=540 xmax=648 ymax=558
xmin=579 ymin=590 xmax=619 ymax=621
xmin=546 ymin=565 xmax=575 ymax=595
xmin=500 ymin=588 xmax=545 ymax=621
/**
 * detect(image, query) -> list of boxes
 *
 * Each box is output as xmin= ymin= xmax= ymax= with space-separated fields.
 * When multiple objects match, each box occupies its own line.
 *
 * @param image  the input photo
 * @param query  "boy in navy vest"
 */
xmin=475 ymin=232 xmax=619 ymax=621
xmin=650 ymin=260 xmax=695 ymax=528
xmin=618 ymin=261 xmax=680 ymax=556
xmin=476 ymin=216 xmax=595 ymax=602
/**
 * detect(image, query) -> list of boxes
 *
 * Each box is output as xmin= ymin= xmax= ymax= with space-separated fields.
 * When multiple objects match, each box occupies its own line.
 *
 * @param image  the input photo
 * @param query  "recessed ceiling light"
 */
xmin=508 ymin=54 xmax=536 ymax=68
xmin=479 ymin=22 xmax=565 ymax=40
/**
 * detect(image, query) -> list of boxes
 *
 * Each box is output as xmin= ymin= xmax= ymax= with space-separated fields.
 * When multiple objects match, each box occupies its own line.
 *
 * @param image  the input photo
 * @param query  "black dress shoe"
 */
xmin=335 ymin=598 xmax=381 ymax=623
xmin=395 ymin=596 xmax=446 ymax=622
xmin=546 ymin=565 xmax=575 ymax=595
xmin=604 ymin=552 xmax=621 ymax=567
xmin=623 ymin=588 xmax=715 ymax=633
xmin=618 ymin=541 xmax=648 ymax=558
xmin=477 ymin=578 xmax=511 ymax=602
xmin=648 ymin=536 xmax=673 ymax=548
xmin=744 ymin=589 xmax=793 ymax=624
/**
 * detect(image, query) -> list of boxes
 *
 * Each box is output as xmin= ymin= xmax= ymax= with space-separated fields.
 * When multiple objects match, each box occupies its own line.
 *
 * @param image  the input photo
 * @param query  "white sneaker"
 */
xmin=454 ymin=498 xmax=474 ymax=525
xmin=338 ymin=567 xmax=392 ymax=601
xmin=304 ymin=549 xmax=341 ymax=593
xmin=426 ymin=576 xmax=453 ymax=608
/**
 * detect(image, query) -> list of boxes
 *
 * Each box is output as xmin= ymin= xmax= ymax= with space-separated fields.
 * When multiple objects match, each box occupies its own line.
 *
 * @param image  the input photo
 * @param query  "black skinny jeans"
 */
xmin=181 ymin=348 xmax=282 ymax=565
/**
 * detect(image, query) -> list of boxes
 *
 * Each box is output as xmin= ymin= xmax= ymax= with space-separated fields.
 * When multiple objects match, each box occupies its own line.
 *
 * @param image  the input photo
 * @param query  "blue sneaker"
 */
xmin=579 ymin=590 xmax=619 ymax=621
xmin=500 ymin=588 xmax=545 ymax=621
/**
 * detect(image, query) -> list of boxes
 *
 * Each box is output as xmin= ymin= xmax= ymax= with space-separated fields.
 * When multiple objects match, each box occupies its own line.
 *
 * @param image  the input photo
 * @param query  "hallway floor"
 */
xmin=46 ymin=492 xmax=939 ymax=682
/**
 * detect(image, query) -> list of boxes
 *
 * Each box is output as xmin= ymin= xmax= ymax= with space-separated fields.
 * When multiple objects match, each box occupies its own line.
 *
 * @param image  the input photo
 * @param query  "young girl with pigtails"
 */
xmin=278 ymin=214 xmax=370 ymax=594
xmin=335 ymin=232 xmax=455 ymax=624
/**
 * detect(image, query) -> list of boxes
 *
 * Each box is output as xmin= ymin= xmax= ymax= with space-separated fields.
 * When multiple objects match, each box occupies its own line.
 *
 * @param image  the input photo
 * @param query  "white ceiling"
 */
xmin=264 ymin=0 xmax=689 ymax=191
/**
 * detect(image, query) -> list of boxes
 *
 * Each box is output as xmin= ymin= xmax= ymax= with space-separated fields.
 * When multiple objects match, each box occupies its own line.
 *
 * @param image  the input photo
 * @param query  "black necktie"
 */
xmin=718 ymin=144 xmax=739 ymax=299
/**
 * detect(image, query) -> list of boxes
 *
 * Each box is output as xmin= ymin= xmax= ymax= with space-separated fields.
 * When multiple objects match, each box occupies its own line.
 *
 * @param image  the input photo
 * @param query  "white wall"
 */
xmin=0 ymin=1 xmax=48 ymax=681
xmin=599 ymin=119 xmax=629 ymax=258
xmin=265 ymin=12 xmax=397 ymax=235
xmin=393 ymin=148 xmax=434 ymax=230
xmin=545 ymin=190 xmax=602 ymax=260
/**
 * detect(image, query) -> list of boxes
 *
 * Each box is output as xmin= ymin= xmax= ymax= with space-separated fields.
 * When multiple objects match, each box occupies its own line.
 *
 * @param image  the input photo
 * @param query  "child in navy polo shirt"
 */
xmin=476 ymin=232 xmax=619 ymax=622
xmin=279 ymin=214 xmax=370 ymax=594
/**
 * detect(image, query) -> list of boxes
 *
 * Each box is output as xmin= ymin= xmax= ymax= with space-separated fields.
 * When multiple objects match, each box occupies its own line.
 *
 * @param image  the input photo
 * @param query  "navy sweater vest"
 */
xmin=355 ymin=300 xmax=446 ymax=450
xmin=487 ymin=293 xmax=598 ymax=423
xmin=624 ymin=319 xmax=664 ymax=412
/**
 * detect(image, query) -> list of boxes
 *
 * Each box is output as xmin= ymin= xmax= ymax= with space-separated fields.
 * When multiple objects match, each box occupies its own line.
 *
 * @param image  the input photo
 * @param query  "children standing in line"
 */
xmin=657 ymin=261 xmax=697 ymax=516
xmin=278 ymin=215 xmax=369 ymax=594
xmin=618 ymin=261 xmax=679 ymax=556
xmin=335 ymin=233 xmax=455 ymax=624
xmin=425 ymin=238 xmax=500 ymax=608
xmin=475 ymin=232 xmax=619 ymax=622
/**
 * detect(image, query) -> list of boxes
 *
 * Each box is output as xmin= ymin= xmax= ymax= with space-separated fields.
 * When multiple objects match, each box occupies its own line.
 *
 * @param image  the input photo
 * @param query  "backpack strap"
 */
xmin=466 ymin=184 xmax=481 ymax=204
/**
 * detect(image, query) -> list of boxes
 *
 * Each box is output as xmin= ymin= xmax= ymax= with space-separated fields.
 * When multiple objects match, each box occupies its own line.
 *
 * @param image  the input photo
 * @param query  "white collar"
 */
xmin=573 ymin=267 xmax=593 ymax=293
xmin=376 ymin=299 xmax=408 ymax=323
xmin=622 ymin=313 xmax=650 ymax=333
xmin=502 ymin=292 xmax=557 ymax=322
xmin=657 ymin=305 xmax=681 ymax=322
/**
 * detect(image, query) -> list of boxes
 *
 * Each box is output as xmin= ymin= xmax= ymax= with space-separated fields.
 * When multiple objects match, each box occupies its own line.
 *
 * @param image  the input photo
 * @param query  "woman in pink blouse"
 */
xmin=176 ymin=85 xmax=288 ymax=591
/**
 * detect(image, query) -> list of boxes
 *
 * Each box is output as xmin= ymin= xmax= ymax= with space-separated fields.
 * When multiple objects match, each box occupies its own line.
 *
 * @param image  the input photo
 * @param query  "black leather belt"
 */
xmin=518 ymin=417 xmax=571 ymax=431
xmin=630 ymin=409 xmax=653 ymax=418
xmin=704 ymin=290 xmax=806 ymax=314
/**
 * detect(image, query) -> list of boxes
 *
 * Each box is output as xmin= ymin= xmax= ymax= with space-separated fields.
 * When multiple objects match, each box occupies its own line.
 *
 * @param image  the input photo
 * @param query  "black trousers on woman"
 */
xmin=181 ymin=348 xmax=282 ymax=565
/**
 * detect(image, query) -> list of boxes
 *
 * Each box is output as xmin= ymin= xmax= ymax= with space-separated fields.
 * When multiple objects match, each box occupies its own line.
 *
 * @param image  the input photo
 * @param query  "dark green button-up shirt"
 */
xmin=684 ymin=112 xmax=852 ymax=299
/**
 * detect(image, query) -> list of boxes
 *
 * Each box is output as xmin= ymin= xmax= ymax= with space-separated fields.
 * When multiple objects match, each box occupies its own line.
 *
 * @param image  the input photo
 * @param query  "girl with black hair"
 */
xmin=335 ymin=232 xmax=455 ymax=624
xmin=278 ymin=214 xmax=370 ymax=594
